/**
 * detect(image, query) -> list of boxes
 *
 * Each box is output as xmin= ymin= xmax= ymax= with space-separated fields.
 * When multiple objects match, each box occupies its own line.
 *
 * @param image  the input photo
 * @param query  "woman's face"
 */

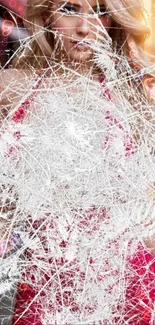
xmin=50 ymin=0 xmax=112 ymax=64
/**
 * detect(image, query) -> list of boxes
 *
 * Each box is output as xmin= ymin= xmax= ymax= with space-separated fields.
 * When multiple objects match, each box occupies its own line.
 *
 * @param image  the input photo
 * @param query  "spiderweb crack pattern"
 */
xmin=1 ymin=3 xmax=155 ymax=325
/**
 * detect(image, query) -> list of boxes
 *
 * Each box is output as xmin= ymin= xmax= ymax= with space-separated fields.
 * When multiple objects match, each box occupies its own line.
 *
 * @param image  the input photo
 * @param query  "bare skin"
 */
xmin=0 ymin=69 xmax=36 ymax=120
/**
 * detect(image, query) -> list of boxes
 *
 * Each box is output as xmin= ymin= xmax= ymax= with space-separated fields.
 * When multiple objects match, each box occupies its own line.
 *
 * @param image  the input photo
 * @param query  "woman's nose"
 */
xmin=76 ymin=17 xmax=90 ymax=37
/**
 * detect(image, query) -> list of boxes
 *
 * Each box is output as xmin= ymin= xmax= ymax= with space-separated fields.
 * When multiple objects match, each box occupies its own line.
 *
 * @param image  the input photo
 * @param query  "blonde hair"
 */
xmin=13 ymin=0 xmax=151 ymax=70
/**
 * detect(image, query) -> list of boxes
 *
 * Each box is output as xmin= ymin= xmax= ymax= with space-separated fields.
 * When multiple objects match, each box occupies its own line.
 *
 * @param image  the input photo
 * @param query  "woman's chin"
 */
xmin=69 ymin=49 xmax=93 ymax=64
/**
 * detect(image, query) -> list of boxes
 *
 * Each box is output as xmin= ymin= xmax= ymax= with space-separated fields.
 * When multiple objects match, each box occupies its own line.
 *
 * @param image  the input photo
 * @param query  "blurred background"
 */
xmin=0 ymin=0 xmax=155 ymax=67
xmin=0 ymin=0 xmax=27 ymax=67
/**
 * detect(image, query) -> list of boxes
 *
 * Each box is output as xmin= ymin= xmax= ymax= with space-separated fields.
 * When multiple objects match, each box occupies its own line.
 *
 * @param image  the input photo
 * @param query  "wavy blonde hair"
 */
xmin=13 ymin=0 xmax=151 ymax=70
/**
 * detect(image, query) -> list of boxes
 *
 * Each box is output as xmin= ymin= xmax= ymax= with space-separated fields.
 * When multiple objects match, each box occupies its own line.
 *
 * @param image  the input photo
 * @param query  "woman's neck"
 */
xmin=50 ymin=59 xmax=101 ymax=82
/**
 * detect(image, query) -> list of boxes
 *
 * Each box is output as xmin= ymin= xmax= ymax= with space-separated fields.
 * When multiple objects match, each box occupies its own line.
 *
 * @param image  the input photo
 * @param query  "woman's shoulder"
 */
xmin=0 ymin=68 xmax=37 ymax=120
xmin=0 ymin=68 xmax=39 ymax=121
xmin=0 ymin=68 xmax=36 ymax=99
xmin=0 ymin=67 xmax=34 ymax=82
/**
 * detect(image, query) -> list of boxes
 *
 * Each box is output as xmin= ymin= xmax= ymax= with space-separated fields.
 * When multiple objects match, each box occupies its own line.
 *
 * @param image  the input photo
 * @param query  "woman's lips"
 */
xmin=72 ymin=41 xmax=90 ymax=51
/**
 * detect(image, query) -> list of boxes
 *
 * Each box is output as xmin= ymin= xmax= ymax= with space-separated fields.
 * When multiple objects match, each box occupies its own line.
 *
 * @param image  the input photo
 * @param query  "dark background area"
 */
xmin=0 ymin=1 xmax=27 ymax=67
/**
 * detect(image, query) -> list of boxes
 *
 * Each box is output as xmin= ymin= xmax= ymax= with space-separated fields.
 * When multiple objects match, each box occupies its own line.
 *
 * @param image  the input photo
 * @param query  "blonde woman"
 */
xmin=0 ymin=0 xmax=155 ymax=324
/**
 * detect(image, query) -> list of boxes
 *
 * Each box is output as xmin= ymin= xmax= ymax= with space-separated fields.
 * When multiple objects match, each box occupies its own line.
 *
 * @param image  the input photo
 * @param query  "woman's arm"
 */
xmin=0 ymin=67 xmax=34 ymax=247
xmin=144 ymin=238 xmax=155 ymax=256
xmin=0 ymin=68 xmax=35 ymax=120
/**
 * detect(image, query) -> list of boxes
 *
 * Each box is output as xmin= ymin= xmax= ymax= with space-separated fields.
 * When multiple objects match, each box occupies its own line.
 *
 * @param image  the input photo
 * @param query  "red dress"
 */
xmin=12 ymin=222 xmax=155 ymax=325
xmin=3 ymin=73 xmax=155 ymax=325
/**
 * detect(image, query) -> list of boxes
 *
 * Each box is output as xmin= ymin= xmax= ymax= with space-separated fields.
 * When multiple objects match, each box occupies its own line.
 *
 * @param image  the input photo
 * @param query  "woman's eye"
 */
xmin=96 ymin=7 xmax=108 ymax=16
xmin=58 ymin=4 xmax=109 ymax=17
xmin=87 ymin=7 xmax=109 ymax=18
xmin=59 ymin=5 xmax=77 ymax=15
